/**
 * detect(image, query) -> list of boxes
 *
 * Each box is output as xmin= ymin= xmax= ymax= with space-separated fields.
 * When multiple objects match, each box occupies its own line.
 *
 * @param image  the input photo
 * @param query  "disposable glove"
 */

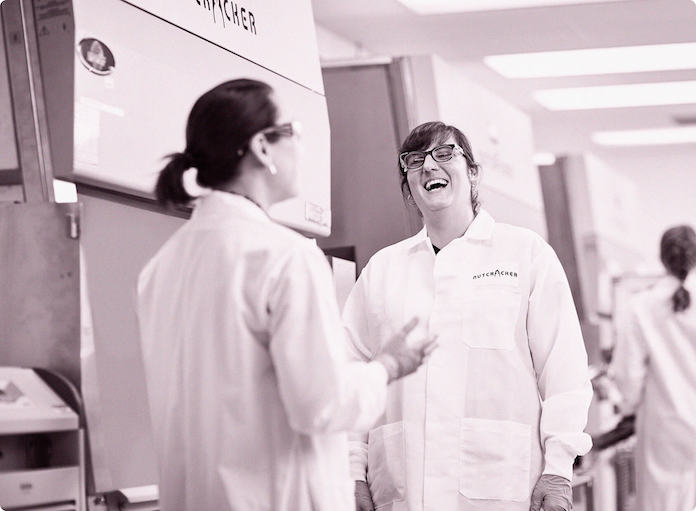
xmin=374 ymin=317 xmax=438 ymax=383
xmin=354 ymin=480 xmax=374 ymax=511
xmin=530 ymin=474 xmax=573 ymax=511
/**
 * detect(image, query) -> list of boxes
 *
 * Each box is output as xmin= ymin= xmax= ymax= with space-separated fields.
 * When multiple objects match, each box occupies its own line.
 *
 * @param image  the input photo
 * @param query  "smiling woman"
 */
xmin=343 ymin=120 xmax=593 ymax=511
xmin=397 ymin=122 xmax=481 ymax=240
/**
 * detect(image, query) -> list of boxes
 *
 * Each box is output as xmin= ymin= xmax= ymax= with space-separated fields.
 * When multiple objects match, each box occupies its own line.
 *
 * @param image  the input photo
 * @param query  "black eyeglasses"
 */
xmin=237 ymin=121 xmax=303 ymax=157
xmin=261 ymin=120 xmax=302 ymax=139
xmin=399 ymin=144 xmax=464 ymax=172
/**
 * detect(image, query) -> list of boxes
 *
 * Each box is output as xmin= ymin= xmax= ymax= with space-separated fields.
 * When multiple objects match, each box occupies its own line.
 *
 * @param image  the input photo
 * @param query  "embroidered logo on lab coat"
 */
xmin=472 ymin=262 xmax=519 ymax=286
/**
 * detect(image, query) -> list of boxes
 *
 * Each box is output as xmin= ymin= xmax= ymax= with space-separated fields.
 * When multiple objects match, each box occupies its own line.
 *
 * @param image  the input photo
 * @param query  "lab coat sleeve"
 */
xmin=266 ymin=242 xmax=388 ymax=436
xmin=527 ymin=243 xmax=593 ymax=481
xmin=610 ymin=300 xmax=649 ymax=416
xmin=348 ymin=434 xmax=369 ymax=482
xmin=342 ymin=268 xmax=378 ymax=481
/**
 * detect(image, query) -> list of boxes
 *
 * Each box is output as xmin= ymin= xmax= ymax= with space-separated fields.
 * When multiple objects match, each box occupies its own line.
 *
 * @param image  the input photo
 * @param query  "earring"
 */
xmin=268 ymin=163 xmax=277 ymax=176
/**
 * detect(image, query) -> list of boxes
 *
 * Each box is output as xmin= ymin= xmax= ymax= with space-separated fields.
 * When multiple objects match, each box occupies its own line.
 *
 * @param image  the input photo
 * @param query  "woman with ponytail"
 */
xmin=661 ymin=225 xmax=696 ymax=312
xmin=611 ymin=225 xmax=696 ymax=511
xmin=135 ymin=79 xmax=436 ymax=511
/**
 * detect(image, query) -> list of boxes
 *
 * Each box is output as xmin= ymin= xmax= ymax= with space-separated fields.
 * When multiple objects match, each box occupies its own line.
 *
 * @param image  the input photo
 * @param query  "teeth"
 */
xmin=424 ymin=178 xmax=448 ymax=191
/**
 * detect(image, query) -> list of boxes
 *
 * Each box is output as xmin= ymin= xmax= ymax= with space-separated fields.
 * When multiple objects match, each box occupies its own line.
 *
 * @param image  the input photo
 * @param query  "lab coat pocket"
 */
xmin=367 ymin=421 xmax=406 ymax=508
xmin=459 ymin=418 xmax=531 ymax=502
xmin=464 ymin=286 xmax=520 ymax=350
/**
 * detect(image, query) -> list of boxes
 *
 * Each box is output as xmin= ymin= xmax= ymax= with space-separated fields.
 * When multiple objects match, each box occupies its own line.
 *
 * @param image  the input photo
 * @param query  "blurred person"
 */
xmin=344 ymin=121 xmax=593 ymax=511
xmin=611 ymin=225 xmax=696 ymax=511
xmin=136 ymin=79 xmax=437 ymax=511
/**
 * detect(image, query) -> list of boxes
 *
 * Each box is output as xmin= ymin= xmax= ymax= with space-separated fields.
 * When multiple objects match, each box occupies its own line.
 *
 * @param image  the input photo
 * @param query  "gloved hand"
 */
xmin=530 ymin=474 xmax=573 ymax=511
xmin=374 ymin=317 xmax=438 ymax=383
xmin=355 ymin=480 xmax=374 ymax=511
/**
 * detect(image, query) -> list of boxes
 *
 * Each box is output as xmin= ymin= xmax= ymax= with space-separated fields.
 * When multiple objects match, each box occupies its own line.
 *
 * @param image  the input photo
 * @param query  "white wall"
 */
xmin=581 ymin=154 xmax=641 ymax=256
xmin=602 ymin=150 xmax=696 ymax=267
xmin=314 ymin=24 xmax=372 ymax=62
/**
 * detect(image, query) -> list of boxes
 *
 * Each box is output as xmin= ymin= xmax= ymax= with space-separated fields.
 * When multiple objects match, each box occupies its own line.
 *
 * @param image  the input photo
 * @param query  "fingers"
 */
xmin=422 ymin=336 xmax=439 ymax=356
xmin=529 ymin=489 xmax=543 ymax=511
xmin=529 ymin=490 xmax=570 ymax=511
xmin=354 ymin=480 xmax=375 ymax=511
xmin=544 ymin=495 xmax=572 ymax=511
xmin=399 ymin=317 xmax=420 ymax=337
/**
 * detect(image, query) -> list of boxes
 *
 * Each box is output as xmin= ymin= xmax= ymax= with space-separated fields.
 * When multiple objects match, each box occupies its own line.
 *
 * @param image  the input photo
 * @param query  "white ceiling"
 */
xmin=312 ymin=0 xmax=696 ymax=158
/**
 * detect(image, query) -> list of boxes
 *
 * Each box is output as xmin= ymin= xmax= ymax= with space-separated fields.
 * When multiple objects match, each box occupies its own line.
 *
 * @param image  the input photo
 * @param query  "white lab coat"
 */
xmin=343 ymin=210 xmax=593 ymax=510
xmin=137 ymin=191 xmax=388 ymax=511
xmin=612 ymin=273 xmax=696 ymax=511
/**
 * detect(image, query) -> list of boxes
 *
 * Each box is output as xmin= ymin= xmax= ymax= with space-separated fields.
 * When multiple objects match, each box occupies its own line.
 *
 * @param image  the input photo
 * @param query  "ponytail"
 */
xmin=154 ymin=79 xmax=277 ymax=207
xmin=672 ymin=286 xmax=691 ymax=313
xmin=660 ymin=225 xmax=696 ymax=313
xmin=155 ymin=152 xmax=195 ymax=207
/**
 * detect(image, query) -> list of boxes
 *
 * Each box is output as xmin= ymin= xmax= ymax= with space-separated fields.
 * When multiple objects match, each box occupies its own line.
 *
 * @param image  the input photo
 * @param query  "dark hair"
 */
xmin=398 ymin=121 xmax=481 ymax=215
xmin=660 ymin=225 xmax=696 ymax=312
xmin=155 ymin=79 xmax=277 ymax=206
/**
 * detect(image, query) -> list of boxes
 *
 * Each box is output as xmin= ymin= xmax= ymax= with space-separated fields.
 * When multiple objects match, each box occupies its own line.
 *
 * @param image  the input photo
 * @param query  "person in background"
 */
xmin=136 ymin=79 xmax=437 ymax=511
xmin=611 ymin=225 xmax=696 ymax=511
xmin=344 ymin=121 xmax=593 ymax=511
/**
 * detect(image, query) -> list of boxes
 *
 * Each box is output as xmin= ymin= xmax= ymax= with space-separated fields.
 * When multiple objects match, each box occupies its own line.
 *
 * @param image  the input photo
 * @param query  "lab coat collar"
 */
xmin=408 ymin=209 xmax=496 ymax=253
xmin=192 ymin=190 xmax=271 ymax=223
xmin=463 ymin=209 xmax=495 ymax=241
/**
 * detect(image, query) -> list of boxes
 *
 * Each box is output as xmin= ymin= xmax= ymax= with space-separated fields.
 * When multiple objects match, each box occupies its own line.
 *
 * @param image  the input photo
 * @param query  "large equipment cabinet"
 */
xmin=1 ymin=0 xmax=330 ymax=504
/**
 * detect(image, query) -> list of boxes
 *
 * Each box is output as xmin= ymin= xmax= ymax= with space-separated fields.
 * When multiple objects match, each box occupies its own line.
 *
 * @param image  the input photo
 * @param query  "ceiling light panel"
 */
xmin=396 ymin=0 xmax=631 ymax=15
xmin=484 ymin=43 xmax=696 ymax=78
xmin=534 ymin=81 xmax=696 ymax=110
xmin=592 ymin=126 xmax=696 ymax=146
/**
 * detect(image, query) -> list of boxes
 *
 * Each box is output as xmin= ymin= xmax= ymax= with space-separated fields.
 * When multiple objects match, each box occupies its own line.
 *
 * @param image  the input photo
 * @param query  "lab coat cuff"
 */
xmin=349 ymin=440 xmax=369 ymax=482
xmin=543 ymin=440 xmax=589 ymax=482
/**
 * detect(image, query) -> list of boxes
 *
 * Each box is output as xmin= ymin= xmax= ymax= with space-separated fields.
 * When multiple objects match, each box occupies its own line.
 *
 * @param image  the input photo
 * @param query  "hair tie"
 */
xmin=181 ymin=151 xmax=197 ymax=169
xmin=181 ymin=166 xmax=211 ymax=199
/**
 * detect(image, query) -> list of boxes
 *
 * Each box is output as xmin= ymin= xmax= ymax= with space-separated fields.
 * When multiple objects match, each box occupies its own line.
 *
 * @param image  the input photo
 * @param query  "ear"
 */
xmin=468 ymin=164 xmax=480 ymax=184
xmin=247 ymin=133 xmax=273 ymax=168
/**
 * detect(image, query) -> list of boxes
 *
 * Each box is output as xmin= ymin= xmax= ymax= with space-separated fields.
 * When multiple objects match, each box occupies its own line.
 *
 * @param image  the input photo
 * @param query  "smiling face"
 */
xmin=405 ymin=135 xmax=473 ymax=216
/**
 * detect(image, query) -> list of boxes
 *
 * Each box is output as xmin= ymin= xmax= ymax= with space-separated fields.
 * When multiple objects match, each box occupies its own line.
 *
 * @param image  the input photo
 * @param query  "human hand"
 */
xmin=529 ymin=474 xmax=572 ymax=511
xmin=374 ymin=317 xmax=438 ymax=383
xmin=355 ymin=480 xmax=374 ymax=511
